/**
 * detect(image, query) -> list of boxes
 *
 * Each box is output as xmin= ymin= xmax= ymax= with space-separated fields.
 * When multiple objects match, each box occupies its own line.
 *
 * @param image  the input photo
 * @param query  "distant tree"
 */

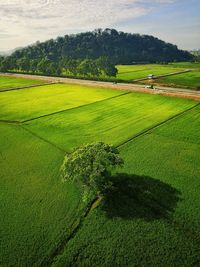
xmin=67 ymin=58 xmax=80 ymax=76
xmin=37 ymin=58 xmax=50 ymax=74
xmin=78 ymin=58 xmax=100 ymax=77
xmin=0 ymin=57 xmax=14 ymax=72
xmin=78 ymin=59 xmax=91 ymax=77
xmin=96 ymin=56 xmax=118 ymax=77
xmin=0 ymin=57 xmax=7 ymax=72
xmin=61 ymin=142 xmax=124 ymax=197
xmin=60 ymin=57 xmax=70 ymax=74
xmin=30 ymin=59 xmax=39 ymax=73
xmin=16 ymin=57 xmax=30 ymax=72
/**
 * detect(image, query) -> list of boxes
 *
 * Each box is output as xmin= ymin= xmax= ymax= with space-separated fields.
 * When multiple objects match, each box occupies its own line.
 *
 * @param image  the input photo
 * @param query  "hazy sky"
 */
xmin=0 ymin=0 xmax=199 ymax=52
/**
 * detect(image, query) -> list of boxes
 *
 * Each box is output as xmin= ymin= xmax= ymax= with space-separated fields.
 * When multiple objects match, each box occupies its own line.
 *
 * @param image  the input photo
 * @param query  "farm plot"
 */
xmin=167 ymin=62 xmax=200 ymax=69
xmin=116 ymin=64 xmax=185 ymax=81
xmin=152 ymin=71 xmax=200 ymax=90
xmin=0 ymin=83 xmax=123 ymax=121
xmin=0 ymin=123 xmax=85 ymax=267
xmin=25 ymin=92 xmax=197 ymax=152
xmin=1 ymin=80 xmax=199 ymax=267
xmin=0 ymin=76 xmax=47 ymax=91
xmin=52 ymin=105 xmax=200 ymax=267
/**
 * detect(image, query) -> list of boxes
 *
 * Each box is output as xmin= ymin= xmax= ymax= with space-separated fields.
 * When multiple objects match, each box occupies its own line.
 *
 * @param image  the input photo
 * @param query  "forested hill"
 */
xmin=8 ymin=29 xmax=193 ymax=64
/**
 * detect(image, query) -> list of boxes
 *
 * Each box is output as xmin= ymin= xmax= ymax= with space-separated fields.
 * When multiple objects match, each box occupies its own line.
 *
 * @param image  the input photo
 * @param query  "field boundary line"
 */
xmin=117 ymin=102 xmax=200 ymax=148
xmin=0 ymin=82 xmax=57 ymax=93
xmin=41 ymin=196 xmax=100 ymax=267
xmin=22 ymin=91 xmax=130 ymax=123
xmin=0 ymin=119 xmax=21 ymax=124
xmin=20 ymin=125 xmax=66 ymax=153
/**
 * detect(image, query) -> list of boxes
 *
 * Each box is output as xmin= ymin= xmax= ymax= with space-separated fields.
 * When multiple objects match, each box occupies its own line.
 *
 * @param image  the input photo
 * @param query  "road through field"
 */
xmin=1 ymin=72 xmax=200 ymax=100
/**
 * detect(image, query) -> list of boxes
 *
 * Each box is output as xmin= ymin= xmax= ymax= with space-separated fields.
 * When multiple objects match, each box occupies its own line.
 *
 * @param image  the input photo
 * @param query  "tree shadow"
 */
xmin=102 ymin=173 xmax=181 ymax=221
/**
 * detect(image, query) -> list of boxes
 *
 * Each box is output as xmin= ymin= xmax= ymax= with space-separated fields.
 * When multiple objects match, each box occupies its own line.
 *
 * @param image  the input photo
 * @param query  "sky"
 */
xmin=0 ymin=0 xmax=199 ymax=52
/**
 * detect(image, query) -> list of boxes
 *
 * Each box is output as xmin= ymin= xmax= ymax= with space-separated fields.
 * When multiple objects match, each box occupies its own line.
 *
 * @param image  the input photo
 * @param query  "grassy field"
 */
xmin=52 ymin=105 xmax=200 ymax=267
xmin=152 ymin=71 xmax=200 ymax=90
xmin=116 ymin=62 xmax=200 ymax=90
xmin=0 ymin=76 xmax=47 ymax=91
xmin=0 ymin=123 xmax=87 ymax=267
xmin=116 ymin=64 xmax=185 ymax=81
xmin=25 ymin=92 xmax=197 ymax=151
xmin=167 ymin=61 xmax=200 ymax=69
xmin=0 ymin=83 xmax=123 ymax=121
xmin=1 ymin=77 xmax=200 ymax=267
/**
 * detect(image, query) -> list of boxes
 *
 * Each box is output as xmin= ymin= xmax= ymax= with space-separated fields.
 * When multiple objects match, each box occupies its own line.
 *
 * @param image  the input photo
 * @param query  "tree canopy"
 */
xmin=61 ymin=142 xmax=124 ymax=196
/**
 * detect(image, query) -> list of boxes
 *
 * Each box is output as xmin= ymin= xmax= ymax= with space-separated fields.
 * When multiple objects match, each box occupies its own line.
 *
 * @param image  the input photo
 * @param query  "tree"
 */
xmin=37 ymin=57 xmax=50 ymax=74
xmin=78 ymin=59 xmax=100 ymax=77
xmin=96 ymin=56 xmax=118 ymax=77
xmin=61 ymin=142 xmax=124 ymax=197
xmin=0 ymin=57 xmax=14 ymax=72
xmin=78 ymin=59 xmax=90 ymax=77
xmin=67 ymin=58 xmax=80 ymax=76
xmin=0 ymin=57 xmax=7 ymax=72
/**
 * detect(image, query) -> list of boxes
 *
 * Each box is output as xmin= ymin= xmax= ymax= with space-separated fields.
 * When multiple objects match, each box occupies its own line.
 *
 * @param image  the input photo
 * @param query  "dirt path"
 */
xmin=1 ymin=72 xmax=200 ymax=101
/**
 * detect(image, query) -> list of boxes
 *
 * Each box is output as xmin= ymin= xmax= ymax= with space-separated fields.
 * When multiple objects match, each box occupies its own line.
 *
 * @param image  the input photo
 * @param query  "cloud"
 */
xmin=0 ymin=1 xmax=147 ymax=27
xmin=0 ymin=0 xmax=182 ymax=50
xmin=0 ymin=33 xmax=16 ymax=39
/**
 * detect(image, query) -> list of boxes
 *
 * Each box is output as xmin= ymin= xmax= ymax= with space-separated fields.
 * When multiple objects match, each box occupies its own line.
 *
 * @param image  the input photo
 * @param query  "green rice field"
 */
xmin=154 ymin=71 xmax=200 ymax=90
xmin=0 ymin=123 xmax=85 ymax=267
xmin=25 ymin=92 xmax=196 ymax=151
xmin=0 ymin=83 xmax=123 ymax=121
xmin=0 ymin=76 xmax=47 ymax=91
xmin=0 ymin=76 xmax=200 ymax=267
xmin=167 ymin=62 xmax=200 ymax=69
xmin=53 ymin=105 xmax=200 ymax=267
xmin=116 ymin=62 xmax=200 ymax=90
xmin=116 ymin=64 xmax=185 ymax=81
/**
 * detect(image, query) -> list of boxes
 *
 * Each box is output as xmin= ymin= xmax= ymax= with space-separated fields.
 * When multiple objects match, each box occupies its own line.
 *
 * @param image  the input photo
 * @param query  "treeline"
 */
xmin=0 ymin=28 xmax=194 ymax=77
xmin=0 ymin=56 xmax=117 ymax=77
